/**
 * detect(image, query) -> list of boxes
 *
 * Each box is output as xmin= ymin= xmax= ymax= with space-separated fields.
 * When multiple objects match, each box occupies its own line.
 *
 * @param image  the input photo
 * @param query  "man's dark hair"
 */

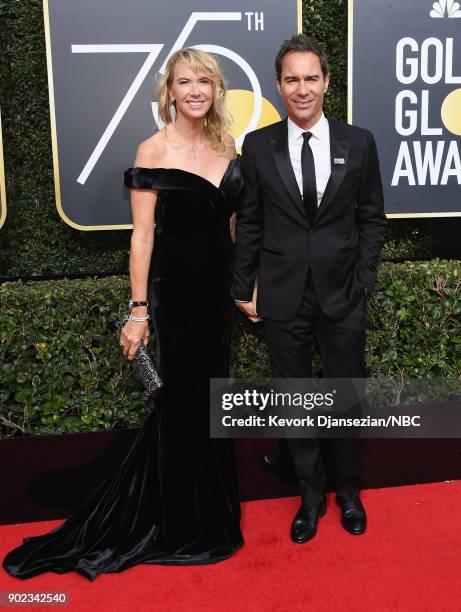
xmin=275 ymin=33 xmax=329 ymax=81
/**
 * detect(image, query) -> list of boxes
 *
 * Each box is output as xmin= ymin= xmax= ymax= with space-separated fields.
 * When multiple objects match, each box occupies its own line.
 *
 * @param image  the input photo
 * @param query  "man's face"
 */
xmin=277 ymin=51 xmax=329 ymax=129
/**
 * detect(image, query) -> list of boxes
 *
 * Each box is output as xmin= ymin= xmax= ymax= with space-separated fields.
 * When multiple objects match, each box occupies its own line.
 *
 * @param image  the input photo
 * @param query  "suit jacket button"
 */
xmin=308 ymin=229 xmax=314 ymax=235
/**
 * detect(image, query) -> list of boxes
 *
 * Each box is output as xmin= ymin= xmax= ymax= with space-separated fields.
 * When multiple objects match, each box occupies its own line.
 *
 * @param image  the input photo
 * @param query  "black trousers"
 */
xmin=264 ymin=274 xmax=367 ymax=508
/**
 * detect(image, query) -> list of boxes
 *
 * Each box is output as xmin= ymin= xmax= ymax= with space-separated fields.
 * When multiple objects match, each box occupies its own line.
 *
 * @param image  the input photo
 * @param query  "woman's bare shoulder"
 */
xmin=133 ymin=130 xmax=167 ymax=167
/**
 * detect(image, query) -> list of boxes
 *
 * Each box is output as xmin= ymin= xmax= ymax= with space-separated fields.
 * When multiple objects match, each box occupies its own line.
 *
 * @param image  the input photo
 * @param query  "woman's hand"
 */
xmin=120 ymin=320 xmax=150 ymax=361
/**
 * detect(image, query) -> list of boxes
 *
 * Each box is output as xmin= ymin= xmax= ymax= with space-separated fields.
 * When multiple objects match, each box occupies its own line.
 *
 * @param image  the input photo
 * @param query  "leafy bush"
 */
xmin=1 ymin=259 xmax=460 ymax=438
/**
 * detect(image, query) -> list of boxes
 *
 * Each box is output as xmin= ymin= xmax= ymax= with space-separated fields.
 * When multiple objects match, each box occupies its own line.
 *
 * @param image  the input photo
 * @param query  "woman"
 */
xmin=3 ymin=48 xmax=244 ymax=580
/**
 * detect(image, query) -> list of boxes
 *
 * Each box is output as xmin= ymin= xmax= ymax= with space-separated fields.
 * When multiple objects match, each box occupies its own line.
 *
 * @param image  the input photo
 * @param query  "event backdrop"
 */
xmin=350 ymin=0 xmax=461 ymax=217
xmin=0 ymin=1 xmax=441 ymax=278
xmin=44 ymin=0 xmax=301 ymax=230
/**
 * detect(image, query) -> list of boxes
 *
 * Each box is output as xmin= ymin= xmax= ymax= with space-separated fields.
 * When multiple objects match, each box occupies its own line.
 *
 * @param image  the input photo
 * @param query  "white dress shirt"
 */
xmin=287 ymin=112 xmax=331 ymax=206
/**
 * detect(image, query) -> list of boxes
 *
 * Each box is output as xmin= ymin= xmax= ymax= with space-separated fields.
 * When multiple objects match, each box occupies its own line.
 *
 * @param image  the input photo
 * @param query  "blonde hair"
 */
xmin=155 ymin=48 xmax=232 ymax=151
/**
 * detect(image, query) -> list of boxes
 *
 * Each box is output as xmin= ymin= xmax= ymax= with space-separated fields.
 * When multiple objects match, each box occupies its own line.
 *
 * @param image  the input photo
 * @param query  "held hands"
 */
xmin=234 ymin=281 xmax=262 ymax=324
xmin=120 ymin=319 xmax=150 ymax=361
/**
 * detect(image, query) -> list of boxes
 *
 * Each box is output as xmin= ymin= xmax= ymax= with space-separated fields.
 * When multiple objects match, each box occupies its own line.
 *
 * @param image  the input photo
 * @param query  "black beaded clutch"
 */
xmin=117 ymin=314 xmax=163 ymax=397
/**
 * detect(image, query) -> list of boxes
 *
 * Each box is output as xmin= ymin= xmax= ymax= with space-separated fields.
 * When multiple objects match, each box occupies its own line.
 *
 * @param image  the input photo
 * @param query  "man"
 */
xmin=232 ymin=34 xmax=387 ymax=543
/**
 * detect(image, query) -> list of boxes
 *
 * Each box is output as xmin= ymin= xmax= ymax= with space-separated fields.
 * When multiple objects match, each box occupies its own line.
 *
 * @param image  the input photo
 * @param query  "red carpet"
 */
xmin=1 ymin=481 xmax=460 ymax=611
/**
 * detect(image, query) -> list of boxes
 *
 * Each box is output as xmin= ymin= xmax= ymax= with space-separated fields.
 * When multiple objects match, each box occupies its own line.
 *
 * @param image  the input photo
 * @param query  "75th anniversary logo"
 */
xmin=44 ymin=0 xmax=300 ymax=230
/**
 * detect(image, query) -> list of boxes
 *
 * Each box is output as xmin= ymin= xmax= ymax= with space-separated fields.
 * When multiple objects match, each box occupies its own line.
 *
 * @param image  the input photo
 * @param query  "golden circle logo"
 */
xmin=441 ymin=88 xmax=461 ymax=135
xmin=226 ymin=89 xmax=280 ymax=149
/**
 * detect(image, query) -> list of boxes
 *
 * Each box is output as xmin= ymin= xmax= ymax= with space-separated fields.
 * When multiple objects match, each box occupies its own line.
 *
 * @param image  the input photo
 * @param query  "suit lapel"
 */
xmin=269 ymin=119 xmax=307 ymax=219
xmin=316 ymin=118 xmax=349 ymax=221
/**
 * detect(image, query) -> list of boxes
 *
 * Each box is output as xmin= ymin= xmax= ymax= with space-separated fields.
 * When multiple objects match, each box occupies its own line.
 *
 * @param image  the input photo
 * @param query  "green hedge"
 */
xmin=1 ymin=260 xmax=460 ymax=438
xmin=0 ymin=0 xmax=430 ymax=280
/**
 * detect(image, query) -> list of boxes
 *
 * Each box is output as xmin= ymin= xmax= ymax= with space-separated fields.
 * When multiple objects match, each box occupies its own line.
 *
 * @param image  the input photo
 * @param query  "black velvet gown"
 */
xmin=3 ymin=158 xmax=244 ymax=581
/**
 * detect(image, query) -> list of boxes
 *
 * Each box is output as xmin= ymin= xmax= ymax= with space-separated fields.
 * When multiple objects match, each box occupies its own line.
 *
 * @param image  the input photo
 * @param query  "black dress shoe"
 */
xmin=262 ymin=452 xmax=296 ymax=483
xmin=336 ymin=497 xmax=367 ymax=535
xmin=291 ymin=499 xmax=327 ymax=544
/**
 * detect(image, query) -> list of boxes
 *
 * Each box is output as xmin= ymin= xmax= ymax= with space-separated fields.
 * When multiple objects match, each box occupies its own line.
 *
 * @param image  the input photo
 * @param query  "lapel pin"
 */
xmin=333 ymin=157 xmax=345 ymax=165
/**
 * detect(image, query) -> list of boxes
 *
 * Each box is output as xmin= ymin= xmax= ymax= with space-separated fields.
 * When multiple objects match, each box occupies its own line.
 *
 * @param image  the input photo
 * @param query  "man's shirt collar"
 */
xmin=287 ymin=112 xmax=328 ymax=142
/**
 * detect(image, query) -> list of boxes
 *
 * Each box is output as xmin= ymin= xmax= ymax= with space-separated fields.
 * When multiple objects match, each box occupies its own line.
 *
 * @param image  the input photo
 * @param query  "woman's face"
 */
xmin=169 ymin=60 xmax=214 ymax=120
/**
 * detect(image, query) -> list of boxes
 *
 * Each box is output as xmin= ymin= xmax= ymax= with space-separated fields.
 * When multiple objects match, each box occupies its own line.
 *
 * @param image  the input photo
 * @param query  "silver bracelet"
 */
xmin=128 ymin=314 xmax=150 ymax=321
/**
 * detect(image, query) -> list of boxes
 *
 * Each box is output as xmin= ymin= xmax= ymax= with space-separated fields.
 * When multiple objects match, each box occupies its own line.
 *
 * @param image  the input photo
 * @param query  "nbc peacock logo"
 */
xmin=430 ymin=0 xmax=461 ymax=18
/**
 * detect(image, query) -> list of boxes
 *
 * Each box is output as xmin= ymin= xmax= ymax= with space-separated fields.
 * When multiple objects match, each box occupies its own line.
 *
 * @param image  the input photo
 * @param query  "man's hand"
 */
xmin=235 ymin=300 xmax=262 ymax=323
xmin=234 ymin=282 xmax=262 ymax=323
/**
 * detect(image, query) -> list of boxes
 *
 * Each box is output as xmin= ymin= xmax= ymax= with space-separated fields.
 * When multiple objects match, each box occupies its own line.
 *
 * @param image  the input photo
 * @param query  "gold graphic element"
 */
xmin=227 ymin=90 xmax=281 ymax=152
xmin=386 ymin=212 xmax=461 ymax=218
xmin=441 ymin=88 xmax=461 ymax=136
xmin=0 ymin=110 xmax=7 ymax=229
xmin=347 ymin=0 xmax=354 ymax=126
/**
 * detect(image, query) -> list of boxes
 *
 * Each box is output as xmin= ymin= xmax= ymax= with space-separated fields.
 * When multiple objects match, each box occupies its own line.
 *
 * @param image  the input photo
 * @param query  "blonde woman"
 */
xmin=4 ymin=49 xmax=244 ymax=580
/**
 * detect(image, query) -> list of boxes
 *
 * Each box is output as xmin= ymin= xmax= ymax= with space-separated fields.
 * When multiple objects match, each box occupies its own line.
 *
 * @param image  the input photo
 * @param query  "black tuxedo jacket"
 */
xmin=231 ymin=116 xmax=387 ymax=321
